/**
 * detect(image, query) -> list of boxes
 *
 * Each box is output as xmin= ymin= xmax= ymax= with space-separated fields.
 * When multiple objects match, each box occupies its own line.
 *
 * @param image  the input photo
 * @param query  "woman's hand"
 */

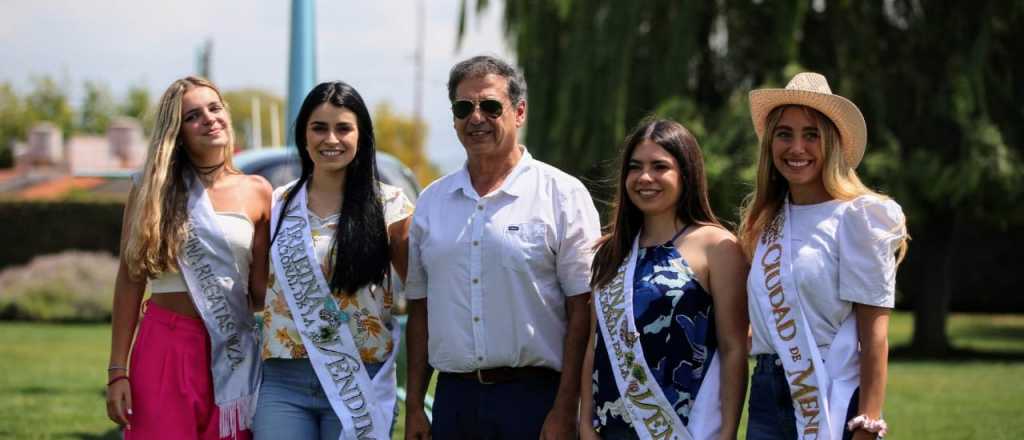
xmin=850 ymin=428 xmax=878 ymax=440
xmin=579 ymin=423 xmax=602 ymax=440
xmin=105 ymin=377 xmax=132 ymax=428
xmin=107 ymin=183 xmax=143 ymax=429
xmin=854 ymin=304 xmax=891 ymax=430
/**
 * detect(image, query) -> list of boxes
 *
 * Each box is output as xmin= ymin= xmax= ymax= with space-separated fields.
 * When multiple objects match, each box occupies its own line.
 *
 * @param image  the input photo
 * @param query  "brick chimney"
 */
xmin=108 ymin=117 xmax=143 ymax=167
xmin=27 ymin=122 xmax=63 ymax=165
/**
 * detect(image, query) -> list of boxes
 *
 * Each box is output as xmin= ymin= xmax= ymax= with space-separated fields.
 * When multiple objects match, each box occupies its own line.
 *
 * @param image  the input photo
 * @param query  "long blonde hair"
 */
xmin=737 ymin=105 xmax=908 ymax=262
xmin=123 ymin=76 xmax=236 ymax=279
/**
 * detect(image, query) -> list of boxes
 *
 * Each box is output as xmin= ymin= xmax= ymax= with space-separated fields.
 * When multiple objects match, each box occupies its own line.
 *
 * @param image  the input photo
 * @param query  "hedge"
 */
xmin=0 ymin=199 xmax=124 ymax=270
xmin=0 ymin=198 xmax=1020 ymax=313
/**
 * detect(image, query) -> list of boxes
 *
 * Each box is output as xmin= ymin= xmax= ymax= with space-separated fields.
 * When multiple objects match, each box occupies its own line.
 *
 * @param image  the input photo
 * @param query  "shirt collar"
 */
xmin=449 ymin=146 xmax=534 ymax=199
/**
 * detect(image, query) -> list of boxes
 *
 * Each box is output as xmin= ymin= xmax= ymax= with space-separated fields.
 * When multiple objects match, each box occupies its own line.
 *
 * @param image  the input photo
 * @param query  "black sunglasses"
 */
xmin=452 ymin=99 xmax=504 ymax=119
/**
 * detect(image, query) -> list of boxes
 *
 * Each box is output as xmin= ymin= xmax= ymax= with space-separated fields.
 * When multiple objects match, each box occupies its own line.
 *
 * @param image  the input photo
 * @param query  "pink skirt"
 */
xmin=126 ymin=300 xmax=252 ymax=440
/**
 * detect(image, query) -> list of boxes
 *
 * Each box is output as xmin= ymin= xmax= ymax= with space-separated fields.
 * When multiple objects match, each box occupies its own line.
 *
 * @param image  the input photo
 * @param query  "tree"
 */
xmin=79 ymin=80 xmax=117 ymax=134
xmin=777 ymin=1 xmax=1024 ymax=354
xmin=374 ymin=103 xmax=440 ymax=187
xmin=468 ymin=0 xmax=1024 ymax=354
xmin=222 ymin=89 xmax=286 ymax=149
xmin=25 ymin=76 xmax=74 ymax=139
xmin=120 ymin=84 xmax=152 ymax=133
xmin=0 ymin=82 xmax=29 ymax=168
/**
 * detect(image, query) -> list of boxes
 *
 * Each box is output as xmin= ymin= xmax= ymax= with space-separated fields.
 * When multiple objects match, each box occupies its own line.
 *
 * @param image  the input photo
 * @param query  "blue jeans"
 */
xmin=253 ymin=358 xmax=385 ymax=440
xmin=746 ymin=354 xmax=861 ymax=440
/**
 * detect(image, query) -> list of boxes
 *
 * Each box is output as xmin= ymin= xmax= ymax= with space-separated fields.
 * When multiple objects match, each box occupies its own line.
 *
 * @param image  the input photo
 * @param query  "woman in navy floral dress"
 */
xmin=582 ymin=119 xmax=749 ymax=440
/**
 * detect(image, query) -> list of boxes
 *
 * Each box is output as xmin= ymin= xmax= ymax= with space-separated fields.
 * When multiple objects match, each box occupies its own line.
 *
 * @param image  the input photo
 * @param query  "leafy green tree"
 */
xmin=807 ymin=1 xmax=1024 ymax=353
xmin=120 ymin=84 xmax=152 ymax=133
xmin=467 ymin=0 xmax=1024 ymax=354
xmin=79 ymin=80 xmax=117 ymax=134
xmin=0 ymin=83 xmax=29 ymax=168
xmin=24 ymin=76 xmax=74 ymax=141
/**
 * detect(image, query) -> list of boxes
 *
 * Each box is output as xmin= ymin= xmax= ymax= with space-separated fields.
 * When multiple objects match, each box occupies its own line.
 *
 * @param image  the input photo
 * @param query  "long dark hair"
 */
xmin=591 ymin=118 xmax=722 ymax=289
xmin=271 ymin=81 xmax=389 ymax=295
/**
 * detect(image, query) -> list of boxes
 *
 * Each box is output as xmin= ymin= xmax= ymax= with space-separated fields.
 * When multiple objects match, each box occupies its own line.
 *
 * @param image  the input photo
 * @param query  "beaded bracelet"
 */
xmin=847 ymin=415 xmax=888 ymax=437
xmin=107 ymin=376 xmax=130 ymax=387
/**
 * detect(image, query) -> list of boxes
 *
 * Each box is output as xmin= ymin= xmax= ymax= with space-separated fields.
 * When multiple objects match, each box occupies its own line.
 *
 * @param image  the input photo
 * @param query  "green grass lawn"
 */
xmin=1 ymin=312 xmax=1022 ymax=439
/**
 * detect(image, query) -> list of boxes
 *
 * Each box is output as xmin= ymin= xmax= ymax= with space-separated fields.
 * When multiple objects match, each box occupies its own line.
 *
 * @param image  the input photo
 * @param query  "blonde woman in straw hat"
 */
xmin=737 ymin=72 xmax=908 ymax=440
xmin=106 ymin=76 xmax=271 ymax=439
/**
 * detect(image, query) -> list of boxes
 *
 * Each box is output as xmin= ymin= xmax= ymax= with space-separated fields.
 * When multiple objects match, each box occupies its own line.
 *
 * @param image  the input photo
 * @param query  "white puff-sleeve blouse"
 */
xmin=749 ymin=195 xmax=907 ymax=355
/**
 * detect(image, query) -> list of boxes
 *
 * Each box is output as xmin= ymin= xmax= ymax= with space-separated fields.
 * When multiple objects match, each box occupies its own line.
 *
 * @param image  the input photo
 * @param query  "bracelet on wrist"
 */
xmin=107 ymin=365 xmax=128 ymax=372
xmin=847 ymin=414 xmax=888 ymax=438
xmin=107 ymin=376 xmax=130 ymax=387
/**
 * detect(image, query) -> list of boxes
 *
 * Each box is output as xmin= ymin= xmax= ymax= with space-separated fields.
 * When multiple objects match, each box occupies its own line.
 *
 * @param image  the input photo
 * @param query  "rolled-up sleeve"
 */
xmin=555 ymin=185 xmax=601 ymax=296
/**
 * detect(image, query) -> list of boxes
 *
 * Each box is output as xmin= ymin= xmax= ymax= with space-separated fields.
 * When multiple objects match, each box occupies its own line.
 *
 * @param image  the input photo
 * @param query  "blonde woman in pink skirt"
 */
xmin=106 ymin=76 xmax=271 ymax=439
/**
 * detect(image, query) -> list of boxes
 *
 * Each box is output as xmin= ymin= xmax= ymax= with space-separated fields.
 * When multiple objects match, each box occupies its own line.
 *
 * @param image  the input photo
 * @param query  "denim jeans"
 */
xmin=746 ymin=354 xmax=861 ymax=440
xmin=746 ymin=354 xmax=799 ymax=440
xmin=253 ymin=358 xmax=385 ymax=440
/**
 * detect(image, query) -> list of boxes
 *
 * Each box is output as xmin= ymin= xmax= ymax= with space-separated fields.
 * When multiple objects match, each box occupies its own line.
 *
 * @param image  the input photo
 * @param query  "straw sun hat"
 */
xmin=749 ymin=72 xmax=867 ymax=168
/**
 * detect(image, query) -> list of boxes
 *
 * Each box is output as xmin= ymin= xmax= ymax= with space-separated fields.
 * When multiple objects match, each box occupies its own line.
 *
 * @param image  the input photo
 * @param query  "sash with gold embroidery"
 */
xmin=270 ymin=180 xmax=399 ymax=440
xmin=593 ymin=235 xmax=722 ymax=440
xmin=748 ymin=199 xmax=860 ymax=440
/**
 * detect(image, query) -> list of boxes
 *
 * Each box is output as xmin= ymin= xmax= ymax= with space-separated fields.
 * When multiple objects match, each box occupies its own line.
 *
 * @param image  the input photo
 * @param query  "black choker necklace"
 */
xmin=193 ymin=161 xmax=225 ymax=176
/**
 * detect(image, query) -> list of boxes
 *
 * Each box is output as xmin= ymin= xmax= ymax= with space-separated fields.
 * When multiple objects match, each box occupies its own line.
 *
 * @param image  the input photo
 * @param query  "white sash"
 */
xmin=178 ymin=171 xmax=261 ymax=439
xmin=269 ymin=181 xmax=399 ymax=440
xmin=593 ymin=235 xmax=722 ymax=440
xmin=748 ymin=199 xmax=860 ymax=440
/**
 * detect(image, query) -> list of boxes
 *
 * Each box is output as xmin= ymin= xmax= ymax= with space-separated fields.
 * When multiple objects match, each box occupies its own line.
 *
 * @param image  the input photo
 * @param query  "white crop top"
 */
xmin=149 ymin=212 xmax=255 ymax=294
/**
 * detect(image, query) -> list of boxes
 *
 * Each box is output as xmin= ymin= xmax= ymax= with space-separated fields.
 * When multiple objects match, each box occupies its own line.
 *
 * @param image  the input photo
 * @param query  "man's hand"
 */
xmin=404 ymin=405 xmax=431 ymax=440
xmin=404 ymin=298 xmax=432 ymax=440
xmin=539 ymin=404 xmax=576 ymax=440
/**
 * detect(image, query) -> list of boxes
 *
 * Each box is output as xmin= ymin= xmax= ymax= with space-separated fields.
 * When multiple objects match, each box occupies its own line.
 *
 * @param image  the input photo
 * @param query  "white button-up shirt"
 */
xmin=405 ymin=149 xmax=600 ymax=373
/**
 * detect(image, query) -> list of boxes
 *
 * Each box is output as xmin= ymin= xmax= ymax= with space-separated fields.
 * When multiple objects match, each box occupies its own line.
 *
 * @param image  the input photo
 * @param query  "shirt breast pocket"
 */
xmin=501 ymin=222 xmax=550 ymax=272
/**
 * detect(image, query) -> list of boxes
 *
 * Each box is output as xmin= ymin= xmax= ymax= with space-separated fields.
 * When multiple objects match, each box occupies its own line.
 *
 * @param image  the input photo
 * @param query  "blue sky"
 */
xmin=0 ymin=0 xmax=514 ymax=173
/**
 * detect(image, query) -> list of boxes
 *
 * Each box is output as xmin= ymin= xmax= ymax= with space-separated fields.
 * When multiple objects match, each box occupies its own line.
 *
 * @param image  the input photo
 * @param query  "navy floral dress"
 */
xmin=592 ymin=240 xmax=717 ymax=434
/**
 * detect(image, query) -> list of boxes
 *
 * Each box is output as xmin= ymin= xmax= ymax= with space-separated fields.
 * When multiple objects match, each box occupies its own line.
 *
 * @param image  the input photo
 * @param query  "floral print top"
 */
xmin=261 ymin=182 xmax=414 ymax=363
xmin=591 ymin=242 xmax=717 ymax=431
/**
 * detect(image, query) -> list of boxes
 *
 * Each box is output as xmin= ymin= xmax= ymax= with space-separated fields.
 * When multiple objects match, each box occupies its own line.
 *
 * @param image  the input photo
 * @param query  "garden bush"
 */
xmin=0 ymin=251 xmax=117 ymax=322
xmin=0 ymin=198 xmax=124 ymax=270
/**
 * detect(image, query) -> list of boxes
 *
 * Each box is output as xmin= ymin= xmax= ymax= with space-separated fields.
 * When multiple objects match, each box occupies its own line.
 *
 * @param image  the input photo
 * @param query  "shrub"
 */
xmin=0 ymin=198 xmax=124 ymax=270
xmin=0 ymin=251 xmax=117 ymax=322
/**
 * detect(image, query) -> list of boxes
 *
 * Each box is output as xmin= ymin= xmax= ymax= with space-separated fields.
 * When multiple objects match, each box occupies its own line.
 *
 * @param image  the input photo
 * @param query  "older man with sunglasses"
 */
xmin=404 ymin=55 xmax=600 ymax=439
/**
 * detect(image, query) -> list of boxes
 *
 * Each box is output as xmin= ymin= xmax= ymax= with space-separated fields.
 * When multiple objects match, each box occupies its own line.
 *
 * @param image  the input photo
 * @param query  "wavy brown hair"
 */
xmin=737 ymin=105 xmax=908 ymax=262
xmin=591 ymin=118 xmax=722 ymax=289
xmin=123 ymin=76 xmax=236 ymax=279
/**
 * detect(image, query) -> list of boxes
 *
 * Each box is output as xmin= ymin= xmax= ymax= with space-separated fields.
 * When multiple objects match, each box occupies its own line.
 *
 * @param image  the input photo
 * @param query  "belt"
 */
xmin=445 ymin=366 xmax=560 ymax=385
xmin=754 ymin=353 xmax=784 ymax=373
